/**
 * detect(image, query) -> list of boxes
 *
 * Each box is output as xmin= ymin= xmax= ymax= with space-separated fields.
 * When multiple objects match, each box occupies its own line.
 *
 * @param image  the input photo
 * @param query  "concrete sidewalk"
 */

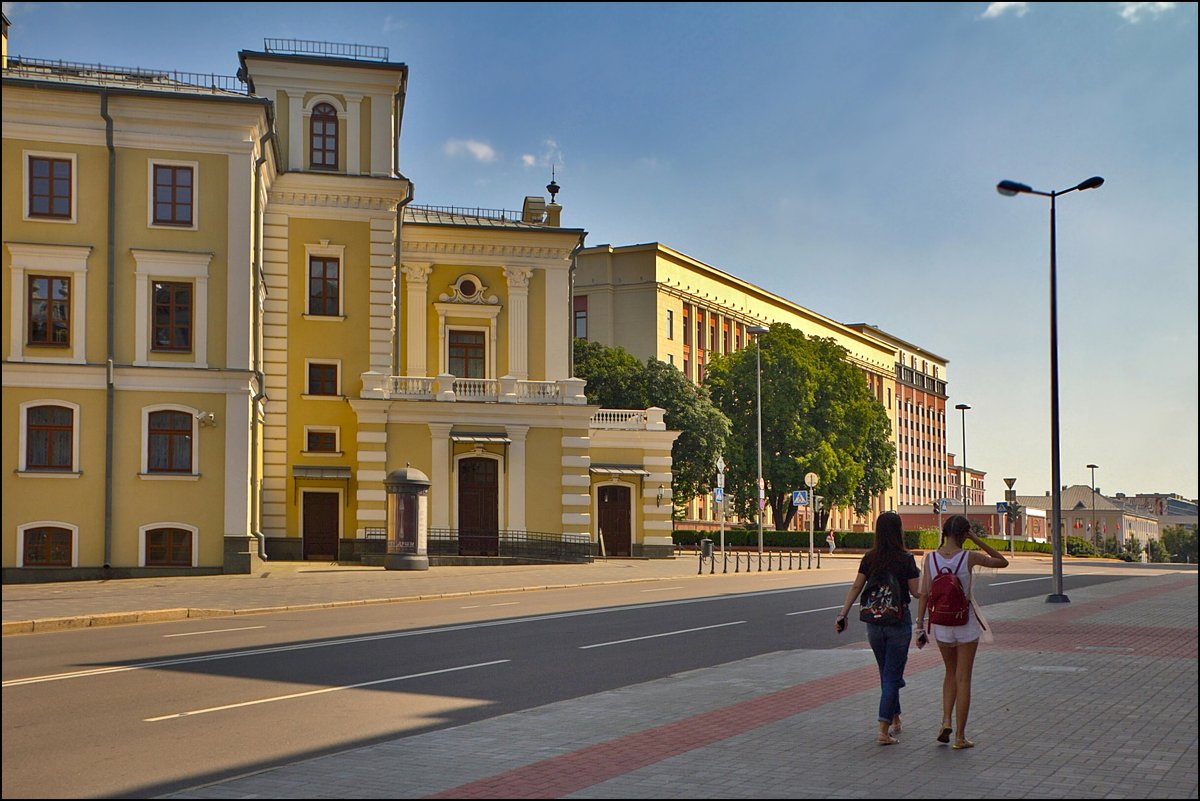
xmin=151 ymin=566 xmax=1196 ymax=799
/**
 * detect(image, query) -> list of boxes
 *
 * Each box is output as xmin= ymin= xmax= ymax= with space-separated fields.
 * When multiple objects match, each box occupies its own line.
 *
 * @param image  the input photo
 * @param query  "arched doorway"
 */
xmin=597 ymin=484 xmax=632 ymax=557
xmin=458 ymin=457 xmax=499 ymax=556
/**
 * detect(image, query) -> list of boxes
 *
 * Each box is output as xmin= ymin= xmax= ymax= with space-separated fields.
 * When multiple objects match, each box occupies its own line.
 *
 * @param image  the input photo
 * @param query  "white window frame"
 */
xmin=302 ymin=425 xmax=342 ymax=456
xmin=6 ymin=243 xmax=91 ymax=364
xmin=16 ymin=521 xmax=79 ymax=568
xmin=303 ymin=358 xmax=343 ymax=399
xmin=17 ymin=399 xmax=81 ymax=475
xmin=147 ymin=158 xmax=200 ymax=231
xmin=302 ymin=241 xmax=346 ymax=320
xmin=140 ymin=403 xmax=201 ymax=479
xmin=304 ymin=95 xmax=346 ymax=172
xmin=131 ymin=249 xmax=211 ymax=368
xmin=592 ymin=480 xmax=638 ymax=549
xmin=23 ymin=150 xmax=78 ymax=224
xmin=138 ymin=522 xmax=200 ymax=567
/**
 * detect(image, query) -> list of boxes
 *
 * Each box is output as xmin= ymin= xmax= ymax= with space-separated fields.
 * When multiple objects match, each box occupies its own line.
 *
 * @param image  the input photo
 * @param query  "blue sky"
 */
xmin=5 ymin=2 xmax=1196 ymax=503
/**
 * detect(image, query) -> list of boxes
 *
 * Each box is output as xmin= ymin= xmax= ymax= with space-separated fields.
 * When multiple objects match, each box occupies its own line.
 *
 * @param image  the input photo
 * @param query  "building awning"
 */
xmin=450 ymin=433 xmax=512 ymax=444
xmin=292 ymin=465 xmax=352 ymax=505
xmin=590 ymin=465 xmax=650 ymax=476
xmin=293 ymin=465 xmax=352 ymax=480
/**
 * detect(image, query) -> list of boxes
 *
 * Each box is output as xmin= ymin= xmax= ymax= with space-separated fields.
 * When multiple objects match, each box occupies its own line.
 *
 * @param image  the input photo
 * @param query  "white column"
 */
xmin=286 ymin=91 xmax=304 ymax=171
xmin=429 ymin=423 xmax=452 ymax=529
xmin=223 ymin=390 xmax=252 ymax=538
xmin=226 ymin=152 xmax=252 ymax=370
xmin=345 ymin=94 xmax=362 ymax=175
xmin=504 ymin=266 xmax=531 ymax=379
xmin=369 ymin=217 xmax=396 ymax=375
xmin=544 ymin=266 xmax=569 ymax=380
xmin=507 ymin=425 xmax=529 ymax=531
xmin=402 ymin=263 xmax=432 ymax=376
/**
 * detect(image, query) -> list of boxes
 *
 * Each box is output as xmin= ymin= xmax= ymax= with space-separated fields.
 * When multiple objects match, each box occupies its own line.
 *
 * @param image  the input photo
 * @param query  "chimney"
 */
xmin=544 ymin=200 xmax=561 ymax=227
xmin=521 ymin=196 xmax=546 ymax=224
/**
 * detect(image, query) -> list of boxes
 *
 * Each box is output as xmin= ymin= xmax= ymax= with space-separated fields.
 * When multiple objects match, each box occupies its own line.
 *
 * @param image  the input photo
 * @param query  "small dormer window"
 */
xmin=311 ymin=103 xmax=338 ymax=171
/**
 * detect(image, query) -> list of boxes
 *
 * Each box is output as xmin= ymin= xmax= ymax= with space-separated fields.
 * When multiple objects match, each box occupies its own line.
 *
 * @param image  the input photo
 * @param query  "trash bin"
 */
xmin=700 ymin=538 xmax=714 ymax=559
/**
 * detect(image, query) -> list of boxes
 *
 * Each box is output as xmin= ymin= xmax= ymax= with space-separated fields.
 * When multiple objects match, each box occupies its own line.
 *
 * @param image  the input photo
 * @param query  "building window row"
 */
xmin=15 ymin=523 xmax=198 ymax=568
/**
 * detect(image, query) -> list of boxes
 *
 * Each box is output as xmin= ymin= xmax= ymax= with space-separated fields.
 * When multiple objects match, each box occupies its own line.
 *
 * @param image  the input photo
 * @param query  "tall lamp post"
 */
xmin=955 ymin=403 xmax=971 ymax=515
xmin=748 ymin=325 xmax=770 ymax=565
xmin=1087 ymin=463 xmax=1099 ymax=551
xmin=997 ymin=175 xmax=1104 ymax=604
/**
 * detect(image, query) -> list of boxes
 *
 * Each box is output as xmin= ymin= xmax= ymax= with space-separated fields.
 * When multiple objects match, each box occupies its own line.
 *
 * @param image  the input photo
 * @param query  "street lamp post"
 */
xmin=955 ymin=403 xmax=971 ymax=516
xmin=997 ymin=175 xmax=1104 ymax=604
xmin=1087 ymin=463 xmax=1099 ymax=552
xmin=748 ymin=325 xmax=770 ymax=567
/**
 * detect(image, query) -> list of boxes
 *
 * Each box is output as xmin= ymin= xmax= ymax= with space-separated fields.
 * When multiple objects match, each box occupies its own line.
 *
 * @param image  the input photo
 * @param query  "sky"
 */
xmin=4 ymin=2 xmax=1196 ymax=504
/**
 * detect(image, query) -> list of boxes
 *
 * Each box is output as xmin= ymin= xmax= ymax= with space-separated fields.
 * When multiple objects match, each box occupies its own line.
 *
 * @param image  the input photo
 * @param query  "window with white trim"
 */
xmin=21 ymin=402 xmax=77 ymax=472
xmin=7 ymin=243 xmax=91 ymax=364
xmin=24 ymin=150 xmax=78 ymax=223
xmin=148 ymin=160 xmax=198 ymax=229
xmin=141 ymin=405 xmax=200 ymax=477
xmin=18 ymin=522 xmax=78 ymax=567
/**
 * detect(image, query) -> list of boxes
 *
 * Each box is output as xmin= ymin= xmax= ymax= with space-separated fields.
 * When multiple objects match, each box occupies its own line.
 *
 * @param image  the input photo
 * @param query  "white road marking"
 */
xmin=640 ymin=586 xmax=684 ymax=592
xmin=785 ymin=605 xmax=844 ymax=616
xmin=460 ymin=602 xmax=520 ymax=609
xmin=580 ymin=621 xmax=745 ymax=649
xmin=143 ymin=660 xmax=509 ymax=722
xmin=163 ymin=626 xmax=266 ymax=638
xmin=988 ymin=576 xmax=1052 ymax=586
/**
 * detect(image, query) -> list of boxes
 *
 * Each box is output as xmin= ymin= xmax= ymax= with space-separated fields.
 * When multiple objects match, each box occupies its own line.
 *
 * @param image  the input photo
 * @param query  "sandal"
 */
xmin=936 ymin=725 xmax=952 ymax=744
xmin=952 ymin=739 xmax=975 ymax=750
xmin=878 ymin=733 xmax=899 ymax=746
xmin=889 ymin=716 xmax=902 ymax=737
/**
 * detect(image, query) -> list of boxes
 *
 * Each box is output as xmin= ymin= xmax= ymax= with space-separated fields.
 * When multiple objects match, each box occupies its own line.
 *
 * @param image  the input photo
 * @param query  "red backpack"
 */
xmin=928 ymin=551 xmax=970 ymax=626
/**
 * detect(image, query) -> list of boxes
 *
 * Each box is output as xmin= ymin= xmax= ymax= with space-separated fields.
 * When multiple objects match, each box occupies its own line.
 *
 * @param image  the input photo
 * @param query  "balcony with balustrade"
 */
xmin=360 ymin=372 xmax=589 ymax=405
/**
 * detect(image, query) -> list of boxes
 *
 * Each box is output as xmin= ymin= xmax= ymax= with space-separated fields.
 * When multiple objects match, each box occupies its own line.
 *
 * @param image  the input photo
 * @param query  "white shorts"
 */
xmin=931 ymin=613 xmax=982 ymax=645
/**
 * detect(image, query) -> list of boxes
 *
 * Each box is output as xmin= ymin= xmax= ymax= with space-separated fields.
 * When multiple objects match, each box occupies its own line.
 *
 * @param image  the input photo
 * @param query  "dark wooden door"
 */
xmin=459 ymin=457 xmax=498 ymax=556
xmin=303 ymin=492 xmax=339 ymax=560
xmin=598 ymin=485 xmax=632 ymax=557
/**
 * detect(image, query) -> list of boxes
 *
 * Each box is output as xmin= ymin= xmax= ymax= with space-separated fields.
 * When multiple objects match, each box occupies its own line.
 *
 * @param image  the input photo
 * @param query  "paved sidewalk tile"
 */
xmin=163 ymin=573 xmax=1197 ymax=800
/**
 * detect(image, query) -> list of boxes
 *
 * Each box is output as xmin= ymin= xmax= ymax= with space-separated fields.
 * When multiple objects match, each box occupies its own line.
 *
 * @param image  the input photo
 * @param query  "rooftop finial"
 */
xmin=546 ymin=165 xmax=560 ymax=203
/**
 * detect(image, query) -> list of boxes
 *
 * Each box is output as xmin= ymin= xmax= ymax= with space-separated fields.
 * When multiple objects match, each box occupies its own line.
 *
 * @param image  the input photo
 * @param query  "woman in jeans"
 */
xmin=834 ymin=511 xmax=922 ymax=744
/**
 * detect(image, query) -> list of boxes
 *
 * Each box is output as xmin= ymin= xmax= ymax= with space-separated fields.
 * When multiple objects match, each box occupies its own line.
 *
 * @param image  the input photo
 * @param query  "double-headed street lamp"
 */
xmin=748 ymin=325 xmax=770 ymax=563
xmin=955 ymin=403 xmax=971 ymax=515
xmin=997 ymin=175 xmax=1104 ymax=604
xmin=1087 ymin=463 xmax=1100 ymax=551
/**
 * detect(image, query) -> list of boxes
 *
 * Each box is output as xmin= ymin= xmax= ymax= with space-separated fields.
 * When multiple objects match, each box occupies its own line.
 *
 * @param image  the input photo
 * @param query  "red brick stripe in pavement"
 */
xmin=427 ymin=575 xmax=1196 ymax=800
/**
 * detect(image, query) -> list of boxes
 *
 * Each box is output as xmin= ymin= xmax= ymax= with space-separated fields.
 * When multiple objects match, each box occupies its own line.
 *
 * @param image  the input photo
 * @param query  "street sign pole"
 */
xmin=805 ymin=472 xmax=819 ymax=569
xmin=716 ymin=457 xmax=726 ymax=559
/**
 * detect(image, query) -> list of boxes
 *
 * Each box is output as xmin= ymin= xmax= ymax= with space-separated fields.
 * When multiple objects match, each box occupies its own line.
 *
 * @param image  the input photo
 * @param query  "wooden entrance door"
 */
xmin=598 ymin=484 xmax=632 ymax=557
xmin=303 ymin=492 xmax=339 ymax=560
xmin=458 ymin=457 xmax=498 ymax=556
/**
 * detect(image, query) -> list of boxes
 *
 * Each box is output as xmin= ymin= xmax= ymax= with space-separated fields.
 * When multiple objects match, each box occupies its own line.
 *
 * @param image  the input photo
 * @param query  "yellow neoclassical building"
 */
xmin=574 ymin=242 xmax=909 ymax=531
xmin=2 ymin=30 xmax=677 ymax=580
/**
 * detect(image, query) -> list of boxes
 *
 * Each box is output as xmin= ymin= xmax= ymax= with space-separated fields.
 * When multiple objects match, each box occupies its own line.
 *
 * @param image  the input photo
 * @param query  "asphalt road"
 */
xmin=1 ymin=570 xmax=1125 ymax=799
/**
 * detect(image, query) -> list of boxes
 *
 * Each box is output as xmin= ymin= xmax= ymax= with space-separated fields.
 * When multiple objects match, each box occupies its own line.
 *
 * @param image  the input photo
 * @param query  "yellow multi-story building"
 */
xmin=574 ymin=242 xmax=914 ymax=531
xmin=2 ymin=30 xmax=677 ymax=580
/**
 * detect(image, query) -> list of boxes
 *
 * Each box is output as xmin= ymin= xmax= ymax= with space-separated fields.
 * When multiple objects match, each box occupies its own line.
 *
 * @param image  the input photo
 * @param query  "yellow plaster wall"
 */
xmin=427 ymin=264 xmax=510 ymax=377
xmin=525 ymin=427 xmax=564 ymax=532
xmin=528 ymin=270 xmax=547 ymax=379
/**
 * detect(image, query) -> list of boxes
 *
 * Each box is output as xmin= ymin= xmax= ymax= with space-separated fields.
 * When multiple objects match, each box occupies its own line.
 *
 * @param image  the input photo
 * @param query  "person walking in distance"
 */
xmin=834 ymin=512 xmax=922 ymax=745
xmin=827 ymin=531 xmax=836 ymax=555
xmin=916 ymin=514 xmax=1009 ymax=750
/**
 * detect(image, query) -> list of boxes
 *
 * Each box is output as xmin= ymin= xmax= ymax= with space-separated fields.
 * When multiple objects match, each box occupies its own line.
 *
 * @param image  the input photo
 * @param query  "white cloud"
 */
xmin=520 ymin=138 xmax=565 ymax=171
xmin=1118 ymin=2 xmax=1176 ymax=22
xmin=382 ymin=15 xmax=404 ymax=34
xmin=444 ymin=139 xmax=497 ymax=163
xmin=981 ymin=2 xmax=1029 ymax=18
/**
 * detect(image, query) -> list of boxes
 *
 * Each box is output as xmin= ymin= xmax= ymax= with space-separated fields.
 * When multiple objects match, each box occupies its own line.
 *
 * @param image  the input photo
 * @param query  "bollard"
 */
xmin=698 ymin=549 xmax=704 ymax=575
xmin=735 ymin=549 xmax=740 ymax=573
xmin=723 ymin=550 xmax=728 ymax=574
xmin=788 ymin=550 xmax=794 ymax=570
xmin=767 ymin=550 xmax=772 ymax=571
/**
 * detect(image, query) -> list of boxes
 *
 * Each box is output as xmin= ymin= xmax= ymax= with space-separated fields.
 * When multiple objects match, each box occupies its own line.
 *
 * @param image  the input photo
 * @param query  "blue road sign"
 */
xmin=793 ymin=490 xmax=809 ymax=506
xmin=938 ymin=498 xmax=953 ymax=513
xmin=996 ymin=501 xmax=1009 ymax=513
xmin=714 ymin=487 xmax=724 ymax=504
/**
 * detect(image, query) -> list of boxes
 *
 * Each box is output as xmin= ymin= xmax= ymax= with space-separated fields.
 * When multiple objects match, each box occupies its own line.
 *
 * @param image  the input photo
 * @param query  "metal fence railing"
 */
xmin=428 ymin=528 xmax=593 ymax=563
xmin=263 ymin=39 xmax=389 ymax=62
xmin=6 ymin=56 xmax=247 ymax=94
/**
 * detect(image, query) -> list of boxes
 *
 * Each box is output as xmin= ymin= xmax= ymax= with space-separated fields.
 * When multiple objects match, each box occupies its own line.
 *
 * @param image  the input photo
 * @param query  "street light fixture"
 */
xmin=1087 ymin=463 xmax=1099 ymax=552
xmin=955 ymin=403 xmax=971 ymax=515
xmin=748 ymin=325 xmax=770 ymax=566
xmin=997 ymin=175 xmax=1104 ymax=604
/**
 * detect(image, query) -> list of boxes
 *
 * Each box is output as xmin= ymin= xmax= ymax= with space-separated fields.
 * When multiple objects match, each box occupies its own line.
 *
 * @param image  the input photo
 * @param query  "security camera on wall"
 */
xmin=195 ymin=411 xmax=217 ymax=427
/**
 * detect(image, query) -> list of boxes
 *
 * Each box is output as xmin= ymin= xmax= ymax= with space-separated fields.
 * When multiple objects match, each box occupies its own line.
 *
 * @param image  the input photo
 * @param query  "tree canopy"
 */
xmin=573 ymin=340 xmax=730 ymax=512
xmin=704 ymin=324 xmax=896 ymax=530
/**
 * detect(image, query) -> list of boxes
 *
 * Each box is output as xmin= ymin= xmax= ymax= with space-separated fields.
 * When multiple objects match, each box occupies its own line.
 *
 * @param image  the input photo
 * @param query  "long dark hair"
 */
xmin=942 ymin=514 xmax=971 ymax=546
xmin=865 ymin=511 xmax=907 ymax=569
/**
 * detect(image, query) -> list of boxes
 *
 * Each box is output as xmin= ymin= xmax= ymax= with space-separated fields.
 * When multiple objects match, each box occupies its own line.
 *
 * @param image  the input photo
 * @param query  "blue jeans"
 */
xmin=866 ymin=610 xmax=912 ymax=724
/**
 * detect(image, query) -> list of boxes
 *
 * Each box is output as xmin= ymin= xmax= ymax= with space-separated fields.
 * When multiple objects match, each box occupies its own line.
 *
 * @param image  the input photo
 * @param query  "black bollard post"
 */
xmin=723 ymin=550 xmax=728 ymax=574
xmin=698 ymin=550 xmax=703 ymax=575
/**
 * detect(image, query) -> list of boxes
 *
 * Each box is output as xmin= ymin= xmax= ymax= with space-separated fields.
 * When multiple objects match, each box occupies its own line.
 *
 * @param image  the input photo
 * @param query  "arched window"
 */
xmin=26 ymin=404 xmax=74 ymax=470
xmin=145 ymin=527 xmax=193 ymax=567
xmin=147 ymin=410 xmax=193 ymax=473
xmin=23 ymin=526 xmax=73 ymax=567
xmin=310 ymin=103 xmax=338 ymax=170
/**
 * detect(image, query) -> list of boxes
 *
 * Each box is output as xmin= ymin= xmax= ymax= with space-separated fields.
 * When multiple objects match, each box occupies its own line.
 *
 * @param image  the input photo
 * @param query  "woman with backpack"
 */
xmin=916 ymin=514 xmax=1010 ymax=750
xmin=833 ymin=511 xmax=922 ymax=745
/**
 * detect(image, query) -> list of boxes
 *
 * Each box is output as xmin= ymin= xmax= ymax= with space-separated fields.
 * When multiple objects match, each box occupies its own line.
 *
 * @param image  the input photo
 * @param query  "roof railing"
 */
xmin=263 ymin=38 xmax=390 ymax=62
xmin=5 ymin=55 xmax=247 ymax=94
xmin=408 ymin=204 xmax=527 ymax=223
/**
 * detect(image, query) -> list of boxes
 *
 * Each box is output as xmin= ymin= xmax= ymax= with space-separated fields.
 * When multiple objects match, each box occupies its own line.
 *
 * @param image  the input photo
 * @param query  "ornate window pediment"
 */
xmin=439 ymin=274 xmax=499 ymax=305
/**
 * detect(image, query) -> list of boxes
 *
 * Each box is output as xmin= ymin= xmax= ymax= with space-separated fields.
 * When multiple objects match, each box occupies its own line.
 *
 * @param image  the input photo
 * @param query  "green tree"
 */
xmin=1146 ymin=538 xmax=1171 ymax=563
xmin=704 ymin=324 xmax=896 ymax=530
xmin=573 ymin=339 xmax=730 ymax=516
xmin=1160 ymin=525 xmax=1197 ymax=563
